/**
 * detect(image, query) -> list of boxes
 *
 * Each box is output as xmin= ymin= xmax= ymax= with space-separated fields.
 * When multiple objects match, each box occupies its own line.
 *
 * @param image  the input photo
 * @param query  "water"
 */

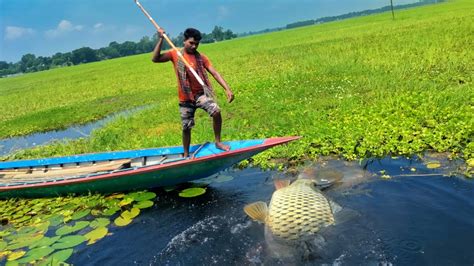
xmin=0 ymin=106 xmax=152 ymax=156
xmin=69 ymin=155 xmax=473 ymax=265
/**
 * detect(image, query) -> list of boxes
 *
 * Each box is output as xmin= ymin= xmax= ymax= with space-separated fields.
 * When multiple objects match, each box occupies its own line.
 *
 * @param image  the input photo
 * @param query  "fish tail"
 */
xmin=244 ymin=201 xmax=268 ymax=223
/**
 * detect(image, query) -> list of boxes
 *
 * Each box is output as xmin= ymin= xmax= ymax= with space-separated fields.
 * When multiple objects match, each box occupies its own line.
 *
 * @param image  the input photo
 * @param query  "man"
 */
xmin=152 ymin=28 xmax=234 ymax=158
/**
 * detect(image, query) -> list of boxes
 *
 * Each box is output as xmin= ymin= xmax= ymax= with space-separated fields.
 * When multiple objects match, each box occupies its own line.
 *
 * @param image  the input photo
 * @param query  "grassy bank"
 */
xmin=1 ymin=0 xmax=472 ymax=168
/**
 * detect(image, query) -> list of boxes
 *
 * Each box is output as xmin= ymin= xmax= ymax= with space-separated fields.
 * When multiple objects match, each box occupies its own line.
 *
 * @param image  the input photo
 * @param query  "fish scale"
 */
xmin=267 ymin=179 xmax=335 ymax=240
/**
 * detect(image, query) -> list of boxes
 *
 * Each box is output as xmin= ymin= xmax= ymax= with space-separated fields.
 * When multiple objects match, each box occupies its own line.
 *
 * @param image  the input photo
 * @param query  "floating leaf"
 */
xmin=121 ymin=208 xmax=140 ymax=220
xmin=426 ymin=162 xmax=441 ymax=169
xmin=7 ymin=234 xmax=44 ymax=250
xmin=410 ymin=167 xmax=416 ymax=172
xmin=51 ymin=235 xmax=86 ymax=249
xmin=106 ymin=193 xmax=125 ymax=199
xmin=133 ymin=200 xmax=154 ymax=209
xmin=0 ymin=241 xmax=7 ymax=251
xmin=71 ymin=209 xmax=90 ymax=220
xmin=381 ymin=174 xmax=391 ymax=179
xmin=85 ymin=227 xmax=108 ymax=245
xmin=0 ymin=251 xmax=11 ymax=259
xmin=90 ymin=218 xmax=110 ymax=229
xmin=29 ymin=236 xmax=61 ymax=249
xmin=50 ymin=248 xmax=74 ymax=265
xmin=114 ymin=216 xmax=132 ymax=227
xmin=127 ymin=191 xmax=156 ymax=201
xmin=119 ymin=198 xmax=134 ymax=207
xmin=102 ymin=208 xmax=119 ymax=216
xmin=55 ymin=221 xmax=89 ymax=236
xmin=47 ymin=214 xmax=64 ymax=227
xmin=7 ymin=250 xmax=26 ymax=261
xmin=17 ymin=246 xmax=54 ymax=264
xmin=179 ymin=188 xmax=207 ymax=198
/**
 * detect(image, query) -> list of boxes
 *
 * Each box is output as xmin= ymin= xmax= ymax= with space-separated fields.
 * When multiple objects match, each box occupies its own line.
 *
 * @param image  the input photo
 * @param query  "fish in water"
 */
xmin=244 ymin=178 xmax=335 ymax=241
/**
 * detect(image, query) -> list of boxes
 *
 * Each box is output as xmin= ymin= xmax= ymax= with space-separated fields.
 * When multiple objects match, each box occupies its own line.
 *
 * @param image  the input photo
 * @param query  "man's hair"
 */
xmin=183 ymin=28 xmax=202 ymax=41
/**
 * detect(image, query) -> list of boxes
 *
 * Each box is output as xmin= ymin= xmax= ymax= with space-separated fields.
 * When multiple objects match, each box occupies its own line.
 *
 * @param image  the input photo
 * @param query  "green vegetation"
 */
xmin=0 ymin=0 xmax=472 ymax=169
xmin=0 ymin=191 xmax=157 ymax=264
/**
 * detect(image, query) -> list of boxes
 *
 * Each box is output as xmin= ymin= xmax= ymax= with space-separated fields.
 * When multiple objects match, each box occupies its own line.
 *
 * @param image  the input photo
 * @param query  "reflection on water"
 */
xmin=69 ymin=155 xmax=473 ymax=265
xmin=0 ymin=106 xmax=153 ymax=156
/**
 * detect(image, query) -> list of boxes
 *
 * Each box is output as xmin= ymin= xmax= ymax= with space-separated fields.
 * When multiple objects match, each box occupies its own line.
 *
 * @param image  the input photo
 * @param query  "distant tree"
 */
xmin=71 ymin=47 xmax=99 ymax=65
xmin=118 ymin=41 xmax=137 ymax=56
xmin=20 ymin=54 xmax=37 ymax=73
xmin=212 ymin=26 xmax=225 ymax=41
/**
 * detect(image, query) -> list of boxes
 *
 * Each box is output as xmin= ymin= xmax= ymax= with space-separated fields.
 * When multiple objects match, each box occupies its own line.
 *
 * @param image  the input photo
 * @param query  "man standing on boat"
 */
xmin=152 ymin=28 xmax=234 ymax=158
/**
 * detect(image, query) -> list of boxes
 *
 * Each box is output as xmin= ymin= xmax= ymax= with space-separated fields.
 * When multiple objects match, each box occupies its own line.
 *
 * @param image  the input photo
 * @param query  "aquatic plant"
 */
xmin=0 ymin=191 xmax=156 ymax=264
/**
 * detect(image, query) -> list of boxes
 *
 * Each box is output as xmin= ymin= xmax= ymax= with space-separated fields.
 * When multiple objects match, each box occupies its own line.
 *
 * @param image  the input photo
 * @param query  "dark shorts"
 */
xmin=179 ymin=94 xmax=220 ymax=130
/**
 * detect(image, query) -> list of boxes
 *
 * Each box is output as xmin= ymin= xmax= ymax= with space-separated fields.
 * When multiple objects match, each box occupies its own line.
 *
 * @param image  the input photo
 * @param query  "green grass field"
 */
xmin=1 ymin=0 xmax=473 ymax=168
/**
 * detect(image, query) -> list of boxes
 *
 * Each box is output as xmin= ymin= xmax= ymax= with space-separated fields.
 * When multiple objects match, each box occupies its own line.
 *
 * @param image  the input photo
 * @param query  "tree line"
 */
xmin=0 ymin=26 xmax=236 ymax=77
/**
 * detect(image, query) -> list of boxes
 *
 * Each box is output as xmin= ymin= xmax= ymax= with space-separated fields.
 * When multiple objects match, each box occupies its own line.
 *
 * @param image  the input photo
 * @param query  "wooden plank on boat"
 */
xmin=0 ymin=159 xmax=131 ymax=182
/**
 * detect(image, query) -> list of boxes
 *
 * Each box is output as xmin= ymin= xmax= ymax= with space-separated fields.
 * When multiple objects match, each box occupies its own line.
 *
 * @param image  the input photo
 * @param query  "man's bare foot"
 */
xmin=215 ymin=142 xmax=230 ymax=152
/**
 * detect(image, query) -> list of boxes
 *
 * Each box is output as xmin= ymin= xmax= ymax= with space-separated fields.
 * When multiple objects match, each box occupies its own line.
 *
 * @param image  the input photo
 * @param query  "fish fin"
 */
xmin=274 ymin=179 xmax=291 ymax=190
xmin=244 ymin=201 xmax=268 ymax=223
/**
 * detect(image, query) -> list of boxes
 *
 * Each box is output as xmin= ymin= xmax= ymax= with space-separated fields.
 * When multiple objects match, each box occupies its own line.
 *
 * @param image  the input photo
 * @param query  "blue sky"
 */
xmin=0 ymin=0 xmax=417 ymax=62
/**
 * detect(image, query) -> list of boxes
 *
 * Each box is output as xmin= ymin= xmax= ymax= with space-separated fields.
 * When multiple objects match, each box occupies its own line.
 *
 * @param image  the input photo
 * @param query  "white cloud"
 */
xmin=4 ymin=26 xmax=35 ymax=40
xmin=45 ymin=20 xmax=83 ymax=38
xmin=94 ymin=23 xmax=104 ymax=29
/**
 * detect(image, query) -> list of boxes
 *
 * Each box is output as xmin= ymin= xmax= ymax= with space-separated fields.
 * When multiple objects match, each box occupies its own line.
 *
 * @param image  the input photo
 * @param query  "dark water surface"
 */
xmin=70 ymin=156 xmax=473 ymax=265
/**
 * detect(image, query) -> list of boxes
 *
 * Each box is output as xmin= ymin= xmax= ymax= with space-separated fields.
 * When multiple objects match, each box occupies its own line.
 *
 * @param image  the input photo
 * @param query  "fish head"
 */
xmin=297 ymin=167 xmax=343 ymax=189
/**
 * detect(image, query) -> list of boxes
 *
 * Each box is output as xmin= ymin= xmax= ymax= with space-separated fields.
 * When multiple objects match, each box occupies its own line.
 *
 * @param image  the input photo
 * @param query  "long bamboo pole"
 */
xmin=134 ymin=0 xmax=206 ymax=87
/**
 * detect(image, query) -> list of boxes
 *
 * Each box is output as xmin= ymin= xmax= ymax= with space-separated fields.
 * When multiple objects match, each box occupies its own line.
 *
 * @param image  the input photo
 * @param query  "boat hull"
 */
xmin=0 ymin=137 xmax=300 ymax=198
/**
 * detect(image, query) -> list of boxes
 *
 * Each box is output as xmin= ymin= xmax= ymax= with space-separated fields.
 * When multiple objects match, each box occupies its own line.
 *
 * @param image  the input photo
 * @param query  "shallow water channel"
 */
xmin=66 ymin=155 xmax=473 ymax=265
xmin=0 ymin=106 xmax=151 ymax=157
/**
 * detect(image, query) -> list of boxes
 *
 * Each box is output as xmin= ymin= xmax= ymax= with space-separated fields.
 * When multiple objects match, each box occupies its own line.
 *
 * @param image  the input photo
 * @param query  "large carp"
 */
xmin=244 ymin=178 xmax=335 ymax=241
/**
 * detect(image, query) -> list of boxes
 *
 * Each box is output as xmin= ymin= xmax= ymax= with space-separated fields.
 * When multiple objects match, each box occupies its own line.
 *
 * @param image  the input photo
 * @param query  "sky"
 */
xmin=0 ymin=0 xmax=418 ymax=63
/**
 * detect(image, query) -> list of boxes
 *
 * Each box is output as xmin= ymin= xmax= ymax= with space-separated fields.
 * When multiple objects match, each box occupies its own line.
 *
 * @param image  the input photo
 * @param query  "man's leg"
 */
xmin=212 ymin=112 xmax=230 ymax=151
xmin=183 ymin=128 xmax=191 ymax=157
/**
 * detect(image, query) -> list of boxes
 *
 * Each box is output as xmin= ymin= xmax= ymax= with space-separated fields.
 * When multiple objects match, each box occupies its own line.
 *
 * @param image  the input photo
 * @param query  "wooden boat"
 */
xmin=0 ymin=136 xmax=300 ymax=198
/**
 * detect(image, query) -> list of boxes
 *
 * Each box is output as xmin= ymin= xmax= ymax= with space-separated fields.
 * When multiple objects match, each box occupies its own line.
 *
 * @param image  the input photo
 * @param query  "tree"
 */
xmin=212 ymin=26 xmax=224 ymax=41
xmin=71 ymin=47 xmax=99 ymax=65
xmin=20 ymin=53 xmax=36 ymax=72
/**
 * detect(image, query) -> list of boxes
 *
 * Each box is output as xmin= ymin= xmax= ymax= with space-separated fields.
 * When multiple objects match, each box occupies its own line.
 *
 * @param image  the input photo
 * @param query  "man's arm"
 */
xmin=151 ymin=29 xmax=172 ymax=63
xmin=206 ymin=65 xmax=234 ymax=103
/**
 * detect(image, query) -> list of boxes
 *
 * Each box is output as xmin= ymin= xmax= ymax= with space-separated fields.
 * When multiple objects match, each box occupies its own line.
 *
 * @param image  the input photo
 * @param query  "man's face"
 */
xmin=183 ymin=37 xmax=199 ymax=54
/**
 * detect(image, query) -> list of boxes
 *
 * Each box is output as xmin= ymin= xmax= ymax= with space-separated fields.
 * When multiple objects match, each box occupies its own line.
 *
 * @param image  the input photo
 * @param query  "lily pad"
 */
xmin=119 ymin=198 xmax=134 ymax=207
xmin=7 ymin=234 xmax=44 ymax=250
xmin=49 ymin=248 xmax=74 ymax=265
xmin=121 ymin=208 xmax=140 ymax=220
xmin=7 ymin=250 xmax=26 ymax=261
xmin=51 ymin=235 xmax=86 ymax=249
xmin=29 ymin=236 xmax=61 ymax=249
xmin=85 ymin=227 xmax=108 ymax=245
xmin=133 ymin=200 xmax=154 ymax=209
xmin=55 ymin=221 xmax=89 ymax=236
xmin=102 ymin=208 xmax=120 ymax=216
xmin=90 ymin=218 xmax=110 ymax=229
xmin=114 ymin=216 xmax=132 ymax=227
xmin=47 ymin=214 xmax=64 ymax=227
xmin=1 ymin=241 xmax=7 ymax=251
xmin=17 ymin=246 xmax=54 ymax=264
xmin=71 ymin=209 xmax=91 ymax=220
xmin=179 ymin=188 xmax=207 ymax=198
xmin=127 ymin=191 xmax=156 ymax=201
